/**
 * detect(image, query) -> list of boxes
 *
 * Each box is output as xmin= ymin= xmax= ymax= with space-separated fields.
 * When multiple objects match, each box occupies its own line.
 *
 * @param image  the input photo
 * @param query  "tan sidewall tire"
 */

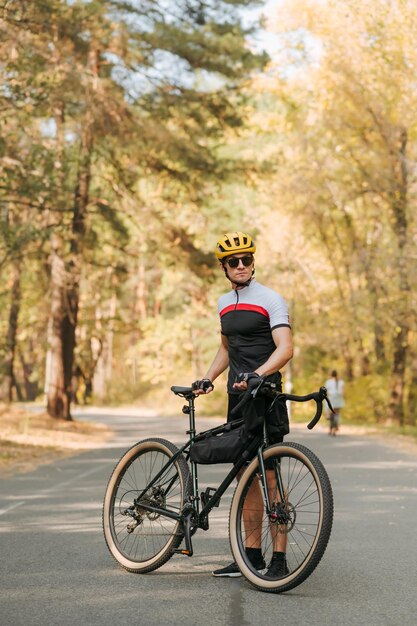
xmin=229 ymin=443 xmax=327 ymax=592
xmin=103 ymin=438 xmax=190 ymax=572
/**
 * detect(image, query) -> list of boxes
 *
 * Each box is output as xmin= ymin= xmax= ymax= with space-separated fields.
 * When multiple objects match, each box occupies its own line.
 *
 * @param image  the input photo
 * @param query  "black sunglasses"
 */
xmin=225 ymin=255 xmax=253 ymax=268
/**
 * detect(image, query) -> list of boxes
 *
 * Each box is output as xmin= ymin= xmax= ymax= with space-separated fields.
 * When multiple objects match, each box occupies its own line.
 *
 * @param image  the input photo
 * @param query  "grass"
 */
xmin=0 ymin=402 xmax=112 ymax=477
xmin=384 ymin=423 xmax=417 ymax=441
xmin=0 ymin=439 xmax=74 ymax=476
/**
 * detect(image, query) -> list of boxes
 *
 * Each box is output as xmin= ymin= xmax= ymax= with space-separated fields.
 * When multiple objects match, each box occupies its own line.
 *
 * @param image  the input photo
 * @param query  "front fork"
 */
xmin=257 ymin=447 xmax=272 ymax=515
xmin=257 ymin=443 xmax=286 ymax=520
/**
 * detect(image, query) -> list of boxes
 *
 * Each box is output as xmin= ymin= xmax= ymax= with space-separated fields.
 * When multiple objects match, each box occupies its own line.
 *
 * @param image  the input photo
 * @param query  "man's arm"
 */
xmin=232 ymin=326 xmax=293 ymax=391
xmin=256 ymin=326 xmax=293 ymax=376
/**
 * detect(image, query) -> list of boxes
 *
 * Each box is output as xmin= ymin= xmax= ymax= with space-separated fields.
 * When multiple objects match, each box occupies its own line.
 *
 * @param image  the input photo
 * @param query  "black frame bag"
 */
xmin=189 ymin=389 xmax=290 ymax=465
xmin=189 ymin=422 xmax=251 ymax=464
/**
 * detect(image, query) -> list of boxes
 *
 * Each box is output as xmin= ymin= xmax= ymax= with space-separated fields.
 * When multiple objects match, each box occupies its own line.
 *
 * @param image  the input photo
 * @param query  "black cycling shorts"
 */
xmin=227 ymin=393 xmax=285 ymax=445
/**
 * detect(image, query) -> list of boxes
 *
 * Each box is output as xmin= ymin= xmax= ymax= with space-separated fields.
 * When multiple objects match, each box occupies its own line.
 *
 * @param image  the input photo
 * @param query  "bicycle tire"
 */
xmin=229 ymin=441 xmax=333 ymax=593
xmin=103 ymin=437 xmax=191 ymax=573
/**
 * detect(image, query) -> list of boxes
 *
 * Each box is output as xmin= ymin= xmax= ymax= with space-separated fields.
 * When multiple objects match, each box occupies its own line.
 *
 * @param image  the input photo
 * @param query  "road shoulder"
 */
xmin=0 ymin=403 xmax=112 ymax=478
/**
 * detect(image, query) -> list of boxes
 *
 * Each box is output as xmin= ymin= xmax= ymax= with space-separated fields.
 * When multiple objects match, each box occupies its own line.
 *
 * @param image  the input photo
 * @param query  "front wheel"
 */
xmin=229 ymin=442 xmax=333 ymax=593
xmin=103 ymin=437 xmax=191 ymax=573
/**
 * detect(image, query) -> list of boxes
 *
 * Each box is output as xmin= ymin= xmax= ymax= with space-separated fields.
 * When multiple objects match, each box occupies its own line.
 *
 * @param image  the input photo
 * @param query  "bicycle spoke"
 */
xmin=231 ymin=444 xmax=333 ymax=591
xmin=104 ymin=440 xmax=191 ymax=569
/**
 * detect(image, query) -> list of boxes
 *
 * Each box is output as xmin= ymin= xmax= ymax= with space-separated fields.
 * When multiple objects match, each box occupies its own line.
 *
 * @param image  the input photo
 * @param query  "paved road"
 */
xmin=1 ymin=407 xmax=416 ymax=626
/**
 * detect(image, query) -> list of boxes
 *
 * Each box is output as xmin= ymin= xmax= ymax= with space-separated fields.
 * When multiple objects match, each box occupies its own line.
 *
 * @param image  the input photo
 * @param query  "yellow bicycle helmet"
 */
xmin=215 ymin=231 xmax=256 ymax=260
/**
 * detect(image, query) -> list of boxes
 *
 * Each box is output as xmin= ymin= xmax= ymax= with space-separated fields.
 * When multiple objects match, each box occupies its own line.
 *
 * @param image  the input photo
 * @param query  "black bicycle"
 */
xmin=102 ymin=379 xmax=334 ymax=593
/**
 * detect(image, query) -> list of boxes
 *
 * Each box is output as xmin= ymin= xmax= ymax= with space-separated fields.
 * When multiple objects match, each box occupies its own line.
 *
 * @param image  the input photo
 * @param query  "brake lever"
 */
xmin=250 ymin=376 xmax=265 ymax=399
xmin=317 ymin=385 xmax=335 ymax=414
xmin=307 ymin=386 xmax=330 ymax=430
xmin=230 ymin=377 xmax=265 ymax=416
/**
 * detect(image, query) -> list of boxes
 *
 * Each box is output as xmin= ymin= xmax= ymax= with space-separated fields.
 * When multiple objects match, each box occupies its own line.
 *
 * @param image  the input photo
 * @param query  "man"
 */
xmin=192 ymin=231 xmax=293 ymax=578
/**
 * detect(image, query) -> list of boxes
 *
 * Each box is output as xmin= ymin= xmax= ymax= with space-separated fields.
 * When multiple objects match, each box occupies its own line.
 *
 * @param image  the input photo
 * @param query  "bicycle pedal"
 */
xmin=201 ymin=487 xmax=220 ymax=508
xmin=174 ymin=549 xmax=193 ymax=556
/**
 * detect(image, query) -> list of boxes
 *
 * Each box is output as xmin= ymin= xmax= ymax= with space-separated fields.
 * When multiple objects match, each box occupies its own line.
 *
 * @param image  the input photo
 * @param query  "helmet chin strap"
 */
xmin=222 ymin=265 xmax=255 ymax=287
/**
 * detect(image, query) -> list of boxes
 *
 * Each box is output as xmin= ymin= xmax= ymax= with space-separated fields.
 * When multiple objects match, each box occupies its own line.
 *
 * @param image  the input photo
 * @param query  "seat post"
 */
xmin=184 ymin=392 xmax=199 ymax=514
xmin=184 ymin=393 xmax=196 ymax=443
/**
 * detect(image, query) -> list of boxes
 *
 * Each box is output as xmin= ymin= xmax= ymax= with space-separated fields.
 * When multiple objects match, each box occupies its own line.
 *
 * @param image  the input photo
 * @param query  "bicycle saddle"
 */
xmin=171 ymin=386 xmax=193 ymax=396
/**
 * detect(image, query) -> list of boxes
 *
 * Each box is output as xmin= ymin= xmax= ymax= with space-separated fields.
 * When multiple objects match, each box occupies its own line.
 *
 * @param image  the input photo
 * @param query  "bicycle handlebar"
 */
xmin=230 ymin=378 xmax=334 ymax=430
xmin=285 ymin=387 xmax=333 ymax=430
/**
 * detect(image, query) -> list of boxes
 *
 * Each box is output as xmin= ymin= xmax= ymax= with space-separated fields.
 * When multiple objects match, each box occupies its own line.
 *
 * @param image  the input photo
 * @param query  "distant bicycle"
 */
xmin=102 ymin=378 xmax=334 ymax=593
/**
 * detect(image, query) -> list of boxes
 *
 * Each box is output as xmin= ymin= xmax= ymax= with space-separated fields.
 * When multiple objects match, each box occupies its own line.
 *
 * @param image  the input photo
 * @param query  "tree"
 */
xmin=262 ymin=0 xmax=417 ymax=423
xmin=0 ymin=0 xmax=268 ymax=418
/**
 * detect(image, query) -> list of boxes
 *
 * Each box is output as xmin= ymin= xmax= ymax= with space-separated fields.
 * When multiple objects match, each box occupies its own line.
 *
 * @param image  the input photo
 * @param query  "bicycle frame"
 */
xmin=133 ymin=392 xmax=281 ymax=532
xmin=104 ymin=380 xmax=333 ymax=586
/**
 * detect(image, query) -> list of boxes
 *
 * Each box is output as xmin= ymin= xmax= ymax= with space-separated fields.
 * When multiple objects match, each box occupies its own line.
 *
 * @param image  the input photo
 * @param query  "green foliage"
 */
xmin=1 ymin=0 xmax=416 ymax=431
xmin=256 ymin=0 xmax=417 ymax=424
xmin=344 ymin=375 xmax=391 ymax=424
xmin=0 ymin=0 xmax=268 ymax=410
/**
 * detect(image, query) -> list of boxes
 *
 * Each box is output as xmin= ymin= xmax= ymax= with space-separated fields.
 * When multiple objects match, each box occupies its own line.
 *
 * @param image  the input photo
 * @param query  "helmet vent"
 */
xmin=215 ymin=231 xmax=256 ymax=259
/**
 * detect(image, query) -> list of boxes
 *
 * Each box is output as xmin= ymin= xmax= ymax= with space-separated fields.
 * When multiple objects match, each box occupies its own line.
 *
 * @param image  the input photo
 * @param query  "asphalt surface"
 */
xmin=1 ymin=406 xmax=416 ymax=626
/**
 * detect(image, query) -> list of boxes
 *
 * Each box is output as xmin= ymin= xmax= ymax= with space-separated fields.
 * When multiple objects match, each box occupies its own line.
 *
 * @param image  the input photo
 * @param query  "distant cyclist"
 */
xmin=192 ymin=231 xmax=293 ymax=578
xmin=325 ymin=370 xmax=345 ymax=436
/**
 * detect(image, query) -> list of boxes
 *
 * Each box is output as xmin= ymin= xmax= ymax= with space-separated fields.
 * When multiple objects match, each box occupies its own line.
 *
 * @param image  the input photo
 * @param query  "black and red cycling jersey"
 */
xmin=217 ymin=279 xmax=291 ymax=394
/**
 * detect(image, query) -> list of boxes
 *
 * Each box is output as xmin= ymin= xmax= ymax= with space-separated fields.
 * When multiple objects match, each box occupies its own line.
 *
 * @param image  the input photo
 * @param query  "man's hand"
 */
xmin=232 ymin=372 xmax=259 ymax=392
xmin=191 ymin=379 xmax=214 ymax=395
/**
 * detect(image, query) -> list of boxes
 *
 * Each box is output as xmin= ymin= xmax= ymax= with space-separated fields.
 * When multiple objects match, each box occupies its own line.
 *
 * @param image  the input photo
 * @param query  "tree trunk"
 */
xmin=0 ymin=260 xmax=22 ymax=401
xmin=18 ymin=347 xmax=39 ymax=401
xmin=104 ymin=288 xmax=116 ymax=381
xmin=135 ymin=260 xmax=147 ymax=321
xmin=363 ymin=265 xmax=386 ymax=365
xmin=388 ymin=128 xmax=411 ymax=425
xmin=407 ymin=351 xmax=417 ymax=426
xmin=59 ymin=124 xmax=92 ymax=416
xmin=45 ymin=47 xmax=98 ymax=419
xmin=46 ymin=235 xmax=70 ymax=418
xmin=314 ymin=214 xmax=365 ymax=378
xmin=92 ymin=334 xmax=105 ymax=399
xmin=46 ymin=130 xmax=91 ymax=420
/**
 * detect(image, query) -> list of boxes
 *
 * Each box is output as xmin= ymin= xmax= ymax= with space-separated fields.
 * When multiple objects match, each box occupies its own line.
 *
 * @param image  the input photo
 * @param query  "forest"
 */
xmin=0 ymin=0 xmax=416 ymax=429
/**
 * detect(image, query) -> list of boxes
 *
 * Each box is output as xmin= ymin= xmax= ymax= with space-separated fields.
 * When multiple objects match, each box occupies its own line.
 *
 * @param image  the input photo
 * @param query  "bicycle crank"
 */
xmin=174 ymin=504 xmax=197 ymax=557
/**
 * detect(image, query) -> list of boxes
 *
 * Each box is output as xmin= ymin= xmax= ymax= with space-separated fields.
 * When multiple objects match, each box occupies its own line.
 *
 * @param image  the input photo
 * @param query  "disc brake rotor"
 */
xmin=269 ymin=501 xmax=296 ymax=532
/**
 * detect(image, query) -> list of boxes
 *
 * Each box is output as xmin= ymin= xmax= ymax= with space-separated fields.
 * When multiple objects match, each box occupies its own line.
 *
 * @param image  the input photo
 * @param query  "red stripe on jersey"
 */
xmin=219 ymin=303 xmax=270 ymax=318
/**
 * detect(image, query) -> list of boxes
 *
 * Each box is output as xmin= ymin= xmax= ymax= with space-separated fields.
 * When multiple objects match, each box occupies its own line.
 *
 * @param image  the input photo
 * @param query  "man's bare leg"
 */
xmin=240 ymin=470 xmax=264 ymax=548
xmin=266 ymin=468 xmax=287 ymax=553
xmin=239 ymin=468 xmax=287 ymax=553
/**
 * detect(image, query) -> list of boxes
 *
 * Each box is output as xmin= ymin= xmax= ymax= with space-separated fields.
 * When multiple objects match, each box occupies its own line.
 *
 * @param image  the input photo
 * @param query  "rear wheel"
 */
xmin=103 ymin=438 xmax=191 ymax=573
xmin=229 ymin=442 xmax=333 ymax=593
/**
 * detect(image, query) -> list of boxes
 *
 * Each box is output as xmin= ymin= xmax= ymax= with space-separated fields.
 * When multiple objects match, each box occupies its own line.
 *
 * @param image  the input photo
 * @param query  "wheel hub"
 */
xmin=145 ymin=487 xmax=166 ymax=520
xmin=135 ymin=486 xmax=166 ymax=521
xmin=269 ymin=501 xmax=296 ymax=532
